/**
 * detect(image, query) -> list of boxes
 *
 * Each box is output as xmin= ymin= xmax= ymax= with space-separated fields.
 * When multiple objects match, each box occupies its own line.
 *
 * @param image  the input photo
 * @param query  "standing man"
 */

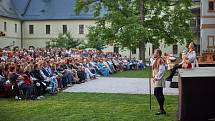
xmin=151 ymin=49 xmax=166 ymax=115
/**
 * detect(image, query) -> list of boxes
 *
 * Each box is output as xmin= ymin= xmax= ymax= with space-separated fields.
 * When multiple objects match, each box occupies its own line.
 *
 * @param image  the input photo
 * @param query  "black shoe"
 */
xmin=155 ymin=110 xmax=166 ymax=115
xmin=76 ymin=82 xmax=81 ymax=84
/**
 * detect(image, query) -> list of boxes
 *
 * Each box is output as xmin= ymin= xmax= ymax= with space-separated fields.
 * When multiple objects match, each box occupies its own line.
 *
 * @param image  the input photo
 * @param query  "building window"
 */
xmin=114 ymin=46 xmax=119 ymax=53
xmin=131 ymin=48 xmax=136 ymax=54
xmin=208 ymin=35 xmax=215 ymax=48
xmin=191 ymin=17 xmax=197 ymax=28
xmin=4 ymin=22 xmax=7 ymax=31
xmin=209 ymin=0 xmax=215 ymax=11
xmin=15 ymin=24 xmax=17 ymax=33
xmin=197 ymin=17 xmax=200 ymax=27
xmin=79 ymin=25 xmax=84 ymax=34
xmin=29 ymin=25 xmax=34 ymax=34
xmin=63 ymin=25 xmax=67 ymax=34
xmin=46 ymin=25 xmax=50 ymax=34
xmin=173 ymin=45 xmax=178 ymax=55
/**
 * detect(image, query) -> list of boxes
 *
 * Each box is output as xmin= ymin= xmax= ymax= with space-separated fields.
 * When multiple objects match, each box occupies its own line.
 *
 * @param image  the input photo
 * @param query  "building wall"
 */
xmin=102 ymin=43 xmax=187 ymax=59
xmin=0 ymin=16 xmax=21 ymax=48
xmin=102 ymin=43 xmax=153 ymax=59
xmin=201 ymin=29 xmax=215 ymax=50
xmin=21 ymin=20 xmax=186 ymax=58
xmin=200 ymin=0 xmax=215 ymax=52
xmin=22 ymin=20 xmax=96 ymax=48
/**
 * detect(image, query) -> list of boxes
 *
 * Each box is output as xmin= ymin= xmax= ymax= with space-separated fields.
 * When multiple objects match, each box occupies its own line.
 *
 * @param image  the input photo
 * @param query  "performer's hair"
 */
xmin=190 ymin=42 xmax=194 ymax=48
xmin=155 ymin=49 xmax=162 ymax=56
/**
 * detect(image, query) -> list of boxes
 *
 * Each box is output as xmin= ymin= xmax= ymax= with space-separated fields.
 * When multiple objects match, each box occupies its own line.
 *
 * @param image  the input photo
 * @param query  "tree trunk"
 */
xmin=139 ymin=40 xmax=145 ymax=61
xmin=139 ymin=0 xmax=145 ymax=61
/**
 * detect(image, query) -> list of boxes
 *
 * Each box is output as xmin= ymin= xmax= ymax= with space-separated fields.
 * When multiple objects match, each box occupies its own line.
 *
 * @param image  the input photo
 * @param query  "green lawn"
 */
xmin=111 ymin=68 xmax=170 ymax=78
xmin=0 ymin=92 xmax=178 ymax=121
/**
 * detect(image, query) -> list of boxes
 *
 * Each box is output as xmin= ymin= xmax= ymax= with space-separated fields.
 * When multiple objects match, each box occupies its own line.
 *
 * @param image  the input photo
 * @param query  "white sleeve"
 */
xmin=150 ymin=58 xmax=155 ymax=66
xmin=155 ymin=64 xmax=166 ymax=80
xmin=188 ymin=51 xmax=196 ymax=63
xmin=40 ymin=70 xmax=47 ymax=78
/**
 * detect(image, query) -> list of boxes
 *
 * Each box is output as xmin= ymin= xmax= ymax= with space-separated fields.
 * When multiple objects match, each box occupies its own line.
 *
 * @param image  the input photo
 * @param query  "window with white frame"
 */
xmin=208 ymin=35 xmax=215 ymax=48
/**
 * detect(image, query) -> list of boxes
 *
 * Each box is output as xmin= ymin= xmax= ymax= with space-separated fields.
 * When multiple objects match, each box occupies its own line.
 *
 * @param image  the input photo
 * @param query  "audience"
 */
xmin=0 ymin=47 xmax=145 ymax=100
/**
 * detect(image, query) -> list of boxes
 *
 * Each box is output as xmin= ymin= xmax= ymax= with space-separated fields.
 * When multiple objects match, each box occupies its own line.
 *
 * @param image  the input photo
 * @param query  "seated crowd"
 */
xmin=0 ymin=47 xmax=144 ymax=100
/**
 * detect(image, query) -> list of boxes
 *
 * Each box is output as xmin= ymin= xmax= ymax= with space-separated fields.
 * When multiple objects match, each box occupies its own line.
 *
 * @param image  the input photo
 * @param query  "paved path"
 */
xmin=64 ymin=77 xmax=178 ymax=95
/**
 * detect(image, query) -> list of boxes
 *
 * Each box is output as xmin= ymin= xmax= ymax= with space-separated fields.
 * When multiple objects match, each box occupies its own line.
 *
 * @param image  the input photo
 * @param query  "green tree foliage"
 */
xmin=75 ymin=0 xmax=194 ymax=60
xmin=46 ymin=33 xmax=82 ymax=48
xmin=86 ymin=26 xmax=107 ymax=51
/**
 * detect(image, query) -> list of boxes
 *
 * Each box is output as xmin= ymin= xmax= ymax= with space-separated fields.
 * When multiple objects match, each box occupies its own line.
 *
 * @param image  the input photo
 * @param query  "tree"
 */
xmin=86 ymin=26 xmax=107 ymax=51
xmin=75 ymin=0 xmax=194 ymax=60
xmin=46 ymin=33 xmax=82 ymax=48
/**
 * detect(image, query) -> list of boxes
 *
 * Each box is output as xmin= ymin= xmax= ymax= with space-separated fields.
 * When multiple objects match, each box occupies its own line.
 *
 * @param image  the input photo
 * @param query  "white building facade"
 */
xmin=201 ymin=0 xmax=215 ymax=52
xmin=0 ymin=16 xmax=21 ymax=47
xmin=21 ymin=20 xmax=96 ymax=48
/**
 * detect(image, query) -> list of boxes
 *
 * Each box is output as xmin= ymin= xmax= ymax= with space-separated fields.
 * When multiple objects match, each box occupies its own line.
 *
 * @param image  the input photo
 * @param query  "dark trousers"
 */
xmin=13 ymin=84 xmax=20 ymax=96
xmin=154 ymin=87 xmax=165 ymax=111
xmin=167 ymin=64 xmax=182 ymax=80
xmin=34 ymin=80 xmax=47 ymax=96
xmin=19 ymin=84 xmax=33 ymax=99
xmin=77 ymin=71 xmax=85 ymax=82
xmin=62 ymin=75 xmax=68 ymax=88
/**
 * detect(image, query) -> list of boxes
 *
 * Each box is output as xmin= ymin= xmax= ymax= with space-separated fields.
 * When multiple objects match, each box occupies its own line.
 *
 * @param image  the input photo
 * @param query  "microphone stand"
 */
xmin=149 ymin=58 xmax=152 ymax=111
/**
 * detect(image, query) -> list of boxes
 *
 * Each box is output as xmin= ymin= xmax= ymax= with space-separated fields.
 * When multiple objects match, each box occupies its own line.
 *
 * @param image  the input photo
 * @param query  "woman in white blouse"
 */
xmin=166 ymin=42 xmax=197 ymax=82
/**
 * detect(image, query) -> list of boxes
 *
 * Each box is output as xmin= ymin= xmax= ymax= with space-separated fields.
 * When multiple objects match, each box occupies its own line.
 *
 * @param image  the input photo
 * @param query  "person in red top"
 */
xmin=21 ymin=74 xmax=33 ymax=86
xmin=9 ymin=65 xmax=33 ymax=99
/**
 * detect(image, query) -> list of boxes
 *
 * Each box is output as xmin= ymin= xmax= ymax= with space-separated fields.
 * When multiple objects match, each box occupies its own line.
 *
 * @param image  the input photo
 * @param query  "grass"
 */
xmin=0 ymin=92 xmax=178 ymax=121
xmin=111 ymin=67 xmax=170 ymax=78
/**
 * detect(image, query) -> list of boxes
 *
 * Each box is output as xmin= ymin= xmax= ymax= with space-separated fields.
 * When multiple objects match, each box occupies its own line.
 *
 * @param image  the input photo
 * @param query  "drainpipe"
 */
xmin=21 ymin=21 xmax=24 ymax=48
xmin=20 ymin=0 xmax=31 ymax=49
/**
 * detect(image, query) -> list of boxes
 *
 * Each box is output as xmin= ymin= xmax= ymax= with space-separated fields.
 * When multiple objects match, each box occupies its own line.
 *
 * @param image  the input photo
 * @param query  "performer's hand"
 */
xmin=153 ymin=78 xmax=159 ymax=82
xmin=152 ymin=79 xmax=155 ymax=83
xmin=153 ymin=78 xmax=157 ymax=83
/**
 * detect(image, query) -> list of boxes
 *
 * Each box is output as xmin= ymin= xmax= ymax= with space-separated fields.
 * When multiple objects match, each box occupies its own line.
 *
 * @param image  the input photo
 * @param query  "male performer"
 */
xmin=151 ymin=49 xmax=166 ymax=115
